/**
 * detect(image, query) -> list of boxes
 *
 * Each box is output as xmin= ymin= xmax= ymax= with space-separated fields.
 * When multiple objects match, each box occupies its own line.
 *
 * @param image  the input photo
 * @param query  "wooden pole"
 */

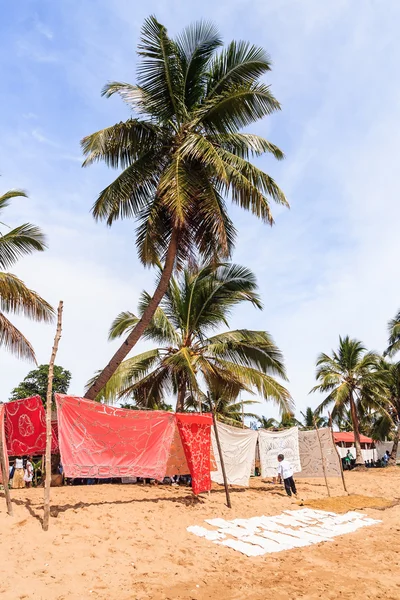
xmin=208 ymin=393 xmax=231 ymax=509
xmin=0 ymin=408 xmax=13 ymax=516
xmin=313 ymin=417 xmax=330 ymax=497
xmin=329 ymin=412 xmax=348 ymax=494
xmin=43 ymin=301 xmax=63 ymax=531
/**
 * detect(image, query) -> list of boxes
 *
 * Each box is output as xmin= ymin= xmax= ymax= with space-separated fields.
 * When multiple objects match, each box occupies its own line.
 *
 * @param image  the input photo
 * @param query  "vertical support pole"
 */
xmin=0 ymin=411 xmax=12 ymax=516
xmin=208 ymin=393 xmax=231 ymax=509
xmin=329 ymin=412 xmax=348 ymax=494
xmin=314 ymin=417 xmax=330 ymax=497
xmin=43 ymin=301 xmax=63 ymax=531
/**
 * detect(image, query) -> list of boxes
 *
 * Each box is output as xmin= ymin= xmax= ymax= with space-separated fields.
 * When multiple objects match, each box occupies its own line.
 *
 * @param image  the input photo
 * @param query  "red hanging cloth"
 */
xmin=56 ymin=394 xmax=176 ymax=479
xmin=175 ymin=413 xmax=212 ymax=495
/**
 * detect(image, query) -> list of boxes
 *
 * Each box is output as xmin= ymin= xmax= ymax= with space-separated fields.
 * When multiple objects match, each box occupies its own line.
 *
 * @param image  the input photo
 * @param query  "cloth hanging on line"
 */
xmin=297 ymin=428 xmax=342 ymax=478
xmin=175 ymin=413 xmax=212 ymax=495
xmin=56 ymin=394 xmax=176 ymax=480
xmin=211 ymin=422 xmax=258 ymax=487
xmin=258 ymin=427 xmax=302 ymax=478
xmin=4 ymin=396 xmax=57 ymax=455
xmin=55 ymin=395 xmax=213 ymax=494
xmin=0 ymin=405 xmax=9 ymax=484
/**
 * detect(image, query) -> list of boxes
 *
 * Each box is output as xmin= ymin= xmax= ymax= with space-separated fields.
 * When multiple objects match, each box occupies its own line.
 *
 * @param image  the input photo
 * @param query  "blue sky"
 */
xmin=1 ymin=0 xmax=400 ymax=419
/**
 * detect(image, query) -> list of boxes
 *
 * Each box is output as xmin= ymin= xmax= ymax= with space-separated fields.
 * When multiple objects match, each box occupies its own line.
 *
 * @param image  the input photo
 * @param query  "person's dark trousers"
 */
xmin=284 ymin=476 xmax=297 ymax=497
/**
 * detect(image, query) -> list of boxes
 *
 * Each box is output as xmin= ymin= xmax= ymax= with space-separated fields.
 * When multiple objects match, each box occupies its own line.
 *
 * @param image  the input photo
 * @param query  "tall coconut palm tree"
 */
xmin=88 ymin=262 xmax=292 ymax=414
xmin=82 ymin=17 xmax=288 ymax=400
xmin=386 ymin=310 xmax=400 ymax=357
xmin=311 ymin=336 xmax=384 ymax=465
xmin=0 ymin=189 xmax=54 ymax=361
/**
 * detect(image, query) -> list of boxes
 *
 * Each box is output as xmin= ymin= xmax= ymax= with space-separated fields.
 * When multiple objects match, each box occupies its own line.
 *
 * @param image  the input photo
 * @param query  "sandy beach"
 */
xmin=1 ymin=468 xmax=399 ymax=600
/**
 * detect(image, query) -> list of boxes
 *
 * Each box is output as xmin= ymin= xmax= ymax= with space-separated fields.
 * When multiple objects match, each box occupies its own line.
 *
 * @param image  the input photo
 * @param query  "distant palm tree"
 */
xmin=386 ymin=310 xmax=400 ymax=357
xmin=300 ymin=406 xmax=328 ymax=429
xmin=278 ymin=411 xmax=301 ymax=428
xmin=0 ymin=189 xmax=54 ymax=360
xmin=186 ymin=381 xmax=260 ymax=425
xmin=311 ymin=336 xmax=384 ymax=465
xmin=82 ymin=16 xmax=288 ymax=400
xmin=88 ymin=262 xmax=292 ymax=414
xmin=375 ymin=359 xmax=400 ymax=464
xmin=257 ymin=416 xmax=278 ymax=429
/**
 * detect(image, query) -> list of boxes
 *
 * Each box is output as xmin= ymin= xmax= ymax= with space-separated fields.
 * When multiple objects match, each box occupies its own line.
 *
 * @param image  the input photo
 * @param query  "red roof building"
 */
xmin=333 ymin=432 xmax=374 ymax=447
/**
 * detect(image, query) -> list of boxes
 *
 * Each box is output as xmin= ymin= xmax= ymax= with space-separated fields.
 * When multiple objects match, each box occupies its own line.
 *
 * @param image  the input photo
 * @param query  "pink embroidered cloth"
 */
xmin=56 ymin=394 xmax=176 ymax=479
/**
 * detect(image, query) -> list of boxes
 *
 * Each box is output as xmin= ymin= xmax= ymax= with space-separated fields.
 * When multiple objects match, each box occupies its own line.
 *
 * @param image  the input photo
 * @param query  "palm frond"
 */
xmin=0 ymin=272 xmax=54 ymax=321
xmin=137 ymin=16 xmax=184 ymax=121
xmin=199 ymin=82 xmax=280 ymax=133
xmin=206 ymin=329 xmax=287 ymax=379
xmin=206 ymin=40 xmax=272 ymax=97
xmin=0 ymin=189 xmax=28 ymax=213
xmin=175 ymin=21 xmax=222 ymax=108
xmin=81 ymin=119 xmax=163 ymax=169
xmin=0 ymin=311 xmax=36 ymax=362
xmin=91 ymin=151 xmax=160 ymax=225
xmin=0 ymin=224 xmax=47 ymax=269
xmin=86 ymin=349 xmax=162 ymax=402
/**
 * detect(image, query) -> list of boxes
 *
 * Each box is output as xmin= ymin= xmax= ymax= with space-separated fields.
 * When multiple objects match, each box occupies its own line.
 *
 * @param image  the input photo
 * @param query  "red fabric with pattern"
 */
xmin=56 ymin=394 xmax=176 ymax=479
xmin=4 ymin=396 xmax=47 ymax=456
xmin=175 ymin=413 xmax=212 ymax=495
xmin=4 ymin=396 xmax=59 ymax=456
xmin=0 ymin=405 xmax=9 ymax=483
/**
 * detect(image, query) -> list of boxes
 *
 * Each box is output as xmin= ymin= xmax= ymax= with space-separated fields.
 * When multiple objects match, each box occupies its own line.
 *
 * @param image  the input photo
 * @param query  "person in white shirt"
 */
xmin=24 ymin=456 xmax=34 ymax=488
xmin=277 ymin=453 xmax=297 ymax=497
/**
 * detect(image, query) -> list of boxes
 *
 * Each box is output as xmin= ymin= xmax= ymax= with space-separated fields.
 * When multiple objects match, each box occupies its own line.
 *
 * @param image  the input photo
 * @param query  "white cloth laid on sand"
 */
xmin=188 ymin=509 xmax=381 ymax=556
xmin=297 ymin=428 xmax=342 ymax=478
xmin=258 ymin=427 xmax=301 ymax=478
xmin=211 ymin=422 xmax=258 ymax=487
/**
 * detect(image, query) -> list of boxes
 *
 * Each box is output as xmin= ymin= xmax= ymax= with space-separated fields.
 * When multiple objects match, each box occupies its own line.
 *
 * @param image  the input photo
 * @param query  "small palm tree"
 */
xmin=257 ymin=416 xmax=278 ymax=429
xmin=82 ymin=17 xmax=288 ymax=400
xmin=311 ymin=336 xmax=384 ymax=465
xmin=88 ymin=262 xmax=292 ymax=414
xmin=278 ymin=411 xmax=301 ymax=428
xmin=300 ymin=406 xmax=328 ymax=429
xmin=0 ymin=190 xmax=54 ymax=361
xmin=186 ymin=381 xmax=260 ymax=426
xmin=386 ymin=310 xmax=400 ymax=357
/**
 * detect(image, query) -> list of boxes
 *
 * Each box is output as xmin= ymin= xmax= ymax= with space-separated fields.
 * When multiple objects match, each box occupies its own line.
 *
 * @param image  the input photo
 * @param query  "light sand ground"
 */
xmin=1 ymin=469 xmax=399 ymax=600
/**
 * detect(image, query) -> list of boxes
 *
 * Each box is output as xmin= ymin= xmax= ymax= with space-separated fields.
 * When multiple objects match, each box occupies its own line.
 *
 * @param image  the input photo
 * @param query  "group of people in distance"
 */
xmin=342 ymin=449 xmax=392 ymax=470
xmin=9 ymin=456 xmax=34 ymax=489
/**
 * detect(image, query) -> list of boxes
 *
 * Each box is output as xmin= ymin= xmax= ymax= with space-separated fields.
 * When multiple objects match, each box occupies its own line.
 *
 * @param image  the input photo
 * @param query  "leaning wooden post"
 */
xmin=0 ymin=408 xmax=13 ymax=516
xmin=313 ymin=417 xmax=330 ymax=497
xmin=328 ymin=412 xmax=348 ymax=494
xmin=208 ymin=393 xmax=231 ymax=509
xmin=43 ymin=301 xmax=63 ymax=531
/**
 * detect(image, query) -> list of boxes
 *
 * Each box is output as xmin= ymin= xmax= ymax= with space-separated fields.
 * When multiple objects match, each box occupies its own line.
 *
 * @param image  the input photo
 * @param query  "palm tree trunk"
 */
xmin=389 ymin=418 xmax=400 ymax=465
xmin=349 ymin=392 xmax=363 ymax=465
xmin=176 ymin=380 xmax=186 ymax=413
xmin=85 ymin=230 xmax=178 ymax=400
